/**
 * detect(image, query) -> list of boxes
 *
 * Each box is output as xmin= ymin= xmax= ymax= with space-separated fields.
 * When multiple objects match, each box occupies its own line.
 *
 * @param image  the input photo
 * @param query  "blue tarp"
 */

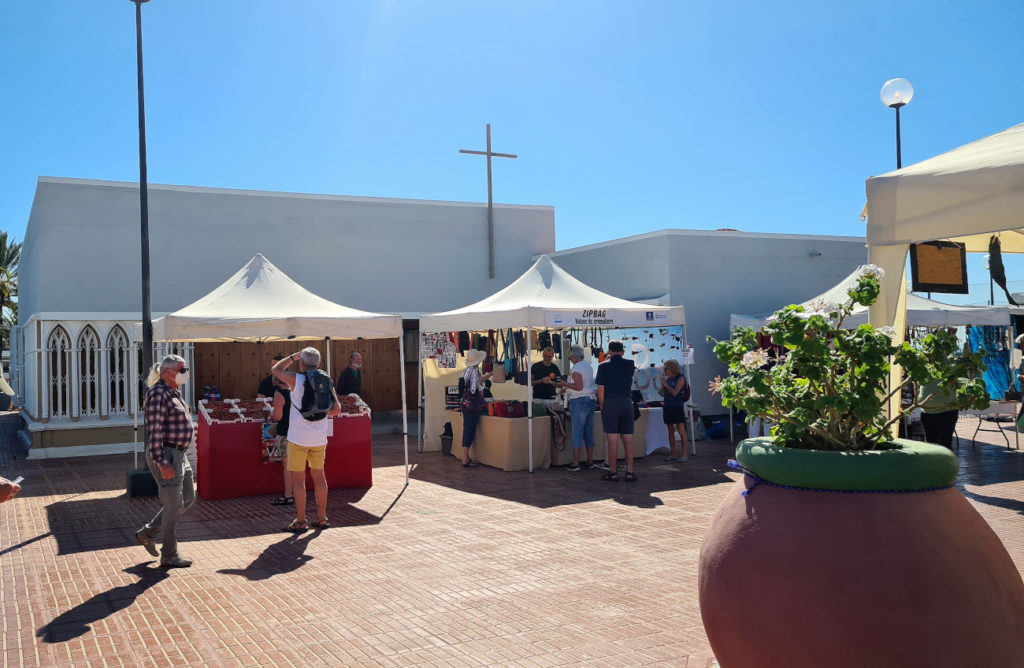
xmin=968 ymin=325 xmax=1012 ymax=400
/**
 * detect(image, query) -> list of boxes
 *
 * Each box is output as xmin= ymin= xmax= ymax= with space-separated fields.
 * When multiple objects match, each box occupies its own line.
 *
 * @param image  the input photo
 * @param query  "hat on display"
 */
xmin=465 ymin=349 xmax=487 ymax=367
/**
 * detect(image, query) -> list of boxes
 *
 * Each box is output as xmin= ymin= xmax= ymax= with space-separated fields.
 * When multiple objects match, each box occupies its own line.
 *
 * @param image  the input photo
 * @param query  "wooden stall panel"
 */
xmin=193 ymin=343 xmax=221 ymax=402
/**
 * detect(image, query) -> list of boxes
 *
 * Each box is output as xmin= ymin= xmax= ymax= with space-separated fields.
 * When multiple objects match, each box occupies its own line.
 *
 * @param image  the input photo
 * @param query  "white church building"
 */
xmin=13 ymin=176 xmax=867 ymax=457
xmin=13 ymin=177 xmax=555 ymax=454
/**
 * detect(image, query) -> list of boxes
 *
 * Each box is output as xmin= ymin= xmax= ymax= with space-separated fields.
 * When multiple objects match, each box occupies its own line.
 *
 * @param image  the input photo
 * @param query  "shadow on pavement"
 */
xmin=36 ymin=563 xmax=168 ymax=643
xmin=43 ymin=486 xmax=377 ymax=556
xmin=217 ymin=530 xmax=319 ymax=580
xmin=405 ymin=438 xmax=741 ymax=510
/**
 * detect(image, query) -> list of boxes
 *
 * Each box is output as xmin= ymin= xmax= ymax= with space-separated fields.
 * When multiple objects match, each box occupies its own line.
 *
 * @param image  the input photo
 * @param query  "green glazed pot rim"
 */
xmin=734 ymin=437 xmax=959 ymax=491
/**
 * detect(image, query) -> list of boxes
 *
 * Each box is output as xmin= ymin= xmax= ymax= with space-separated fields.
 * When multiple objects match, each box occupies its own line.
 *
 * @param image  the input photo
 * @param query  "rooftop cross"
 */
xmin=459 ymin=123 xmax=517 ymax=279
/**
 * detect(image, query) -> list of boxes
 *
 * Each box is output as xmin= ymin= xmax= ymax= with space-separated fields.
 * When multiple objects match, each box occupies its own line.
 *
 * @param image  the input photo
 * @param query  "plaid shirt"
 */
xmin=145 ymin=380 xmax=194 ymax=466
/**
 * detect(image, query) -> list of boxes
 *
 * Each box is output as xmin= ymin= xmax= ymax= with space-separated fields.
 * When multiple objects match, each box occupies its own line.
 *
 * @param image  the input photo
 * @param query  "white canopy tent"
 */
xmin=865 ymin=121 xmax=1024 ymax=423
xmin=138 ymin=253 xmax=411 ymax=482
xmin=730 ymin=267 xmax=1010 ymax=331
xmin=419 ymin=255 xmax=687 ymax=471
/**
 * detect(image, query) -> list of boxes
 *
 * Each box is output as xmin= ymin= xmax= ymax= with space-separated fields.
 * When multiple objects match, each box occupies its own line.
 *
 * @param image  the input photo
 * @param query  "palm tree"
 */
xmin=0 ymin=299 xmax=15 ymax=351
xmin=0 ymin=232 xmax=22 ymax=354
xmin=0 ymin=232 xmax=21 ymax=275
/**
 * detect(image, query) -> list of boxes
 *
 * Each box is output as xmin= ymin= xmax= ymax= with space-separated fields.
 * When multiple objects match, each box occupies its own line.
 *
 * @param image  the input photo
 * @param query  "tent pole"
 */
xmin=683 ymin=328 xmax=696 ymax=456
xmin=527 ymin=325 xmax=534 ymax=472
xmin=325 ymin=338 xmax=331 ymax=377
xmin=417 ymin=338 xmax=424 ymax=453
xmin=398 ymin=333 xmax=409 ymax=485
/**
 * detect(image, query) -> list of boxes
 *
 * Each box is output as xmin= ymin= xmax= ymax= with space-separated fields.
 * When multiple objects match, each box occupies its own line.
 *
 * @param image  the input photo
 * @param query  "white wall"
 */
xmin=550 ymin=229 xmax=867 ymax=416
xmin=20 ymin=177 xmax=556 ymax=319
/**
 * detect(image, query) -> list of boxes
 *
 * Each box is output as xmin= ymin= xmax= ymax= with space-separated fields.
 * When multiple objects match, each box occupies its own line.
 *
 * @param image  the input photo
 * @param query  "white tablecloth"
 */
xmin=644 ymin=407 xmax=670 ymax=454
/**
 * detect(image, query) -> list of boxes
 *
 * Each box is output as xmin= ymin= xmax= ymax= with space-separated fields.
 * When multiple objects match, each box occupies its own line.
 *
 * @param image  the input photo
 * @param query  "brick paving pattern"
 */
xmin=1 ymin=417 xmax=1022 ymax=667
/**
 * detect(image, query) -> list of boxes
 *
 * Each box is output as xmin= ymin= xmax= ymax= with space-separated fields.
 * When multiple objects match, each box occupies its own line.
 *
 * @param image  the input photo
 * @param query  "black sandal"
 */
xmin=271 ymin=496 xmax=294 ymax=506
xmin=462 ymin=460 xmax=479 ymax=467
xmin=601 ymin=472 xmax=619 ymax=481
xmin=624 ymin=471 xmax=638 ymax=482
xmin=283 ymin=519 xmax=308 ymax=533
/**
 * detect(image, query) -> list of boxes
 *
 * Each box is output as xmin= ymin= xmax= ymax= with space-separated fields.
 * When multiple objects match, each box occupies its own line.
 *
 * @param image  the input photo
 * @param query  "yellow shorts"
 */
xmin=286 ymin=443 xmax=327 ymax=472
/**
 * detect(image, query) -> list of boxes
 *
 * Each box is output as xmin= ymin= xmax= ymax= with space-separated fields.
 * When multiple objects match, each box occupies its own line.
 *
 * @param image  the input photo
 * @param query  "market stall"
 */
xmin=137 ymin=253 xmax=407 ymax=499
xmin=419 ymin=255 xmax=686 ymax=471
xmin=864 ymin=122 xmax=1024 ymax=422
xmin=196 ymin=396 xmax=373 ymax=500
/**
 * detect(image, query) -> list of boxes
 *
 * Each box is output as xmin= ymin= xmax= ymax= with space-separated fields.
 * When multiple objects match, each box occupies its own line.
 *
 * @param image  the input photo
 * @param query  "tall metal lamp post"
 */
xmin=880 ymin=78 xmax=914 ymax=169
xmin=131 ymin=0 xmax=153 ymax=386
xmin=128 ymin=0 xmax=154 ymax=495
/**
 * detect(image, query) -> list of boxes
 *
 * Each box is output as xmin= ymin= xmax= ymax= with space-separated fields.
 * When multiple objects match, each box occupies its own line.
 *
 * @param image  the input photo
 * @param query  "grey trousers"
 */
xmin=141 ymin=447 xmax=196 ymax=561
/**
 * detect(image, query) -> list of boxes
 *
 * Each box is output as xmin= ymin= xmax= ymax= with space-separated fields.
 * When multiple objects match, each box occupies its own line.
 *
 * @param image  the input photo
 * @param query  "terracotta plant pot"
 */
xmin=699 ymin=437 xmax=1024 ymax=668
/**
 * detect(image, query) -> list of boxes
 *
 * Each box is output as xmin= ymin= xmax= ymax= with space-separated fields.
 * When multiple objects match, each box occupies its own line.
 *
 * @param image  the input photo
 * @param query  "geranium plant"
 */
xmin=708 ymin=266 xmax=990 ymax=451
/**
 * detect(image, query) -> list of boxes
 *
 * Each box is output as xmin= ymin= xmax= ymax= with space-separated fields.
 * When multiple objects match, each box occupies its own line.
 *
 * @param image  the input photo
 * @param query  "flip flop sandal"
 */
xmin=601 ymin=472 xmax=619 ymax=481
xmin=271 ymin=496 xmax=295 ymax=506
xmin=624 ymin=471 xmax=638 ymax=482
xmin=311 ymin=518 xmax=330 ymax=529
xmin=283 ymin=519 xmax=308 ymax=533
xmin=462 ymin=460 xmax=480 ymax=467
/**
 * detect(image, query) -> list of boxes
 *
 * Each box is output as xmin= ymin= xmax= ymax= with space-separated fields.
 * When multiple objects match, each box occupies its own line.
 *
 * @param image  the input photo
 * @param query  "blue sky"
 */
xmin=3 ymin=1 xmax=1024 ymax=298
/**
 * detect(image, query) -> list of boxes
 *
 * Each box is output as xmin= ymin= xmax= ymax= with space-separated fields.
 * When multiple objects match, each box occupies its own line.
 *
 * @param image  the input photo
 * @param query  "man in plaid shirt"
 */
xmin=135 ymin=354 xmax=196 ymax=568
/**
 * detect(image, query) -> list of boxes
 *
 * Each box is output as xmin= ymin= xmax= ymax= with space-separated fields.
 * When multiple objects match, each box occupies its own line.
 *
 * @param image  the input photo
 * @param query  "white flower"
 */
xmin=808 ymin=299 xmax=841 ymax=315
xmin=708 ymin=375 xmax=723 ymax=394
xmin=742 ymin=349 xmax=769 ymax=369
xmin=858 ymin=264 xmax=885 ymax=279
xmin=876 ymin=326 xmax=896 ymax=338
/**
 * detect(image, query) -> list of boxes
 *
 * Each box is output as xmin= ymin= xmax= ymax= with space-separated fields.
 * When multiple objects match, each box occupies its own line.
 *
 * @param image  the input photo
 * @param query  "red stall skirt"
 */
xmin=196 ymin=413 xmax=373 ymax=500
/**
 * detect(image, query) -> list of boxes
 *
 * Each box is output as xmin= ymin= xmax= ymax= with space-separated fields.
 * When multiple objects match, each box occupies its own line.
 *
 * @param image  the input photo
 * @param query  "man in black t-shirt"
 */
xmin=595 ymin=340 xmax=637 ymax=481
xmin=531 ymin=346 xmax=562 ymax=402
xmin=257 ymin=355 xmax=285 ymax=398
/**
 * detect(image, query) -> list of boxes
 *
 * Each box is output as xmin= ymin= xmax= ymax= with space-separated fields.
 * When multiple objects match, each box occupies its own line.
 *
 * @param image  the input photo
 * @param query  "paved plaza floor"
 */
xmin=1 ymin=419 xmax=1022 ymax=667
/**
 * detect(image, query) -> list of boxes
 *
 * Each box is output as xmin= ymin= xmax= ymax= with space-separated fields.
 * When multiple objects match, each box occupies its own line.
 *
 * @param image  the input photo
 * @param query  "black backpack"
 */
xmin=298 ymin=370 xmax=336 ymax=421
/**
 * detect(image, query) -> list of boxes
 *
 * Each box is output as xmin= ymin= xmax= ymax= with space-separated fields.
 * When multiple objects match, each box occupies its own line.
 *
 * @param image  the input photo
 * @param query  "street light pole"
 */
xmin=131 ymin=0 xmax=153 ymax=387
xmin=894 ymin=103 xmax=904 ymax=169
xmin=880 ymin=78 xmax=914 ymax=170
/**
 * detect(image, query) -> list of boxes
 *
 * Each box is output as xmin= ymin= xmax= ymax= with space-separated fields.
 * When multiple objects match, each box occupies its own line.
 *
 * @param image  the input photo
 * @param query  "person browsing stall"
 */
xmin=460 ymin=349 xmax=492 ymax=467
xmin=257 ymin=355 xmax=286 ymax=398
xmin=269 ymin=374 xmax=294 ymax=507
xmin=552 ymin=345 xmax=597 ymax=471
xmin=595 ymin=340 xmax=637 ymax=481
xmin=272 ymin=348 xmax=341 ymax=533
xmin=658 ymin=359 xmax=690 ymax=462
xmin=135 ymin=355 xmax=196 ymax=568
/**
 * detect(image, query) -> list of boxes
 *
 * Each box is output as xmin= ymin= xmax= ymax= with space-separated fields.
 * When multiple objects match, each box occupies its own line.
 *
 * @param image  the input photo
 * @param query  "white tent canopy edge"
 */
xmin=730 ymin=267 xmax=1010 ymax=331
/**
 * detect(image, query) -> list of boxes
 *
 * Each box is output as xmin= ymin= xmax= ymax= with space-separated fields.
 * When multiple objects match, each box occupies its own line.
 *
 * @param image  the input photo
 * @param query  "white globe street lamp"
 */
xmin=880 ymin=78 xmax=914 ymax=168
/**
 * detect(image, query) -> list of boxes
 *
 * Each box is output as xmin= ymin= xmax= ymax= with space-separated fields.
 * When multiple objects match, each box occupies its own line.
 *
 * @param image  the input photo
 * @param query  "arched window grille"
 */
xmin=47 ymin=326 xmax=72 ymax=419
xmin=107 ymin=326 xmax=131 ymax=415
xmin=78 ymin=326 xmax=101 ymax=417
